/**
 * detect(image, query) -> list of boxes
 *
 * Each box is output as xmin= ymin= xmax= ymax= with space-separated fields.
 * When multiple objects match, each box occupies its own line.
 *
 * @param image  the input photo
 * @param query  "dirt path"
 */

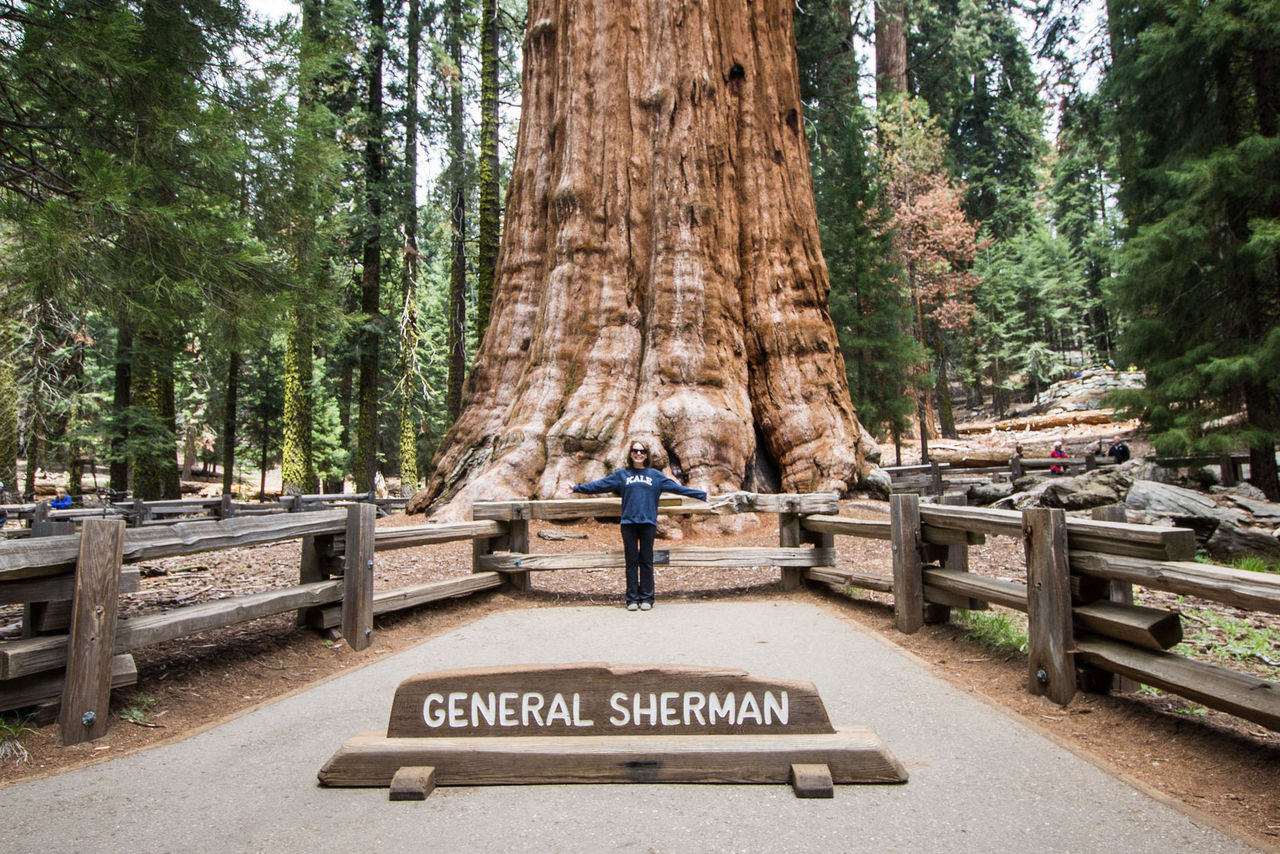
xmin=1 ymin=510 xmax=1278 ymax=849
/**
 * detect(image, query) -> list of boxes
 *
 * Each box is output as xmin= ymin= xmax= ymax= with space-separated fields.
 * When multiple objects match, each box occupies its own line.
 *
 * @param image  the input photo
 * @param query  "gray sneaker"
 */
xmin=639 ymin=601 xmax=652 ymax=611
xmin=626 ymin=602 xmax=639 ymax=611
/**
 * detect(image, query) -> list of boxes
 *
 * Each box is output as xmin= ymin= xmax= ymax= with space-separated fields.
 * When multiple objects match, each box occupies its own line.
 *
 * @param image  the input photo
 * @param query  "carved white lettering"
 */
xmin=708 ymin=692 xmax=735 ymax=725
xmin=521 ymin=692 xmax=545 ymax=726
xmin=660 ymin=692 xmax=680 ymax=726
xmin=447 ymin=692 xmax=468 ymax=727
xmin=682 ymin=691 xmax=706 ymax=725
xmin=633 ymin=692 xmax=659 ymax=726
xmin=546 ymin=693 xmax=572 ymax=726
xmin=471 ymin=691 xmax=497 ymax=727
xmin=499 ymin=692 xmax=519 ymax=726
xmin=764 ymin=690 xmax=788 ymax=725
xmin=608 ymin=692 xmax=629 ymax=726
xmin=736 ymin=691 xmax=762 ymax=725
xmin=572 ymin=693 xmax=594 ymax=727
xmin=423 ymin=693 xmax=446 ymax=727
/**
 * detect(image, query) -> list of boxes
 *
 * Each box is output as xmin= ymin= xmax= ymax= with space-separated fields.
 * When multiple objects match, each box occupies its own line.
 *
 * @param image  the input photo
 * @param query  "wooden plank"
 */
xmin=342 ymin=504 xmax=376 ymax=652
xmin=1069 ymin=552 xmax=1280 ymax=615
xmin=0 ymin=568 xmax=139 ymax=605
xmin=504 ymin=518 xmax=531 ymax=593
xmin=317 ymin=727 xmax=909 ymax=787
xmin=791 ymin=763 xmax=834 ymax=798
xmin=0 ymin=509 xmax=349 ymax=583
xmin=806 ymin=568 xmax=894 ymax=594
xmin=890 ymin=494 xmax=924 ymax=633
xmin=60 ymin=519 xmax=126 ymax=744
xmin=473 ymin=493 xmax=840 ymax=522
xmin=389 ymin=766 xmax=437 ymax=801
xmin=1072 ymin=601 xmax=1183 ymax=651
xmin=298 ymin=533 xmax=339 ymax=628
xmin=1023 ymin=508 xmax=1076 ymax=706
xmin=918 ymin=504 xmax=1195 ymax=561
xmin=371 ymin=520 xmax=505 ymax=551
xmin=802 ymin=515 xmax=891 ymax=541
xmin=0 ymin=654 xmax=136 ymax=713
xmin=306 ymin=574 xmax=506 ymax=630
xmin=476 ymin=547 xmax=836 ymax=572
xmin=1075 ymin=636 xmax=1280 ymax=731
xmin=918 ymin=504 xmax=1023 ymax=538
xmin=922 ymin=569 xmax=1027 ymax=611
xmin=0 ymin=581 xmax=343 ymax=680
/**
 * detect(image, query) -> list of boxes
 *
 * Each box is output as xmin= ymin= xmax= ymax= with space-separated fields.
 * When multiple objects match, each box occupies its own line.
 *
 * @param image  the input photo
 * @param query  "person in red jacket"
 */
xmin=1050 ymin=440 xmax=1068 ymax=475
xmin=561 ymin=440 xmax=707 ymax=611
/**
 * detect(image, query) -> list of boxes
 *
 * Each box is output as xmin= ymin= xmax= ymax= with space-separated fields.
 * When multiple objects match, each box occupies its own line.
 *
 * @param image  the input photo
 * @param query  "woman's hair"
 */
xmin=627 ymin=440 xmax=650 ymax=469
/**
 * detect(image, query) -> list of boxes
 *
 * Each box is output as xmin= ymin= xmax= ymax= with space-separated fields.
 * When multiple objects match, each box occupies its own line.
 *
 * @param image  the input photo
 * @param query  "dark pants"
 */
xmin=620 ymin=523 xmax=657 ymax=604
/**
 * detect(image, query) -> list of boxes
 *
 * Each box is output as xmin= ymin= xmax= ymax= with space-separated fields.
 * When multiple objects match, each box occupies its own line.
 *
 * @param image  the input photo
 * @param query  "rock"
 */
xmin=1040 ymin=473 xmax=1127 ymax=511
xmin=1205 ymin=522 xmax=1280 ymax=562
xmin=1125 ymin=480 xmax=1246 ymax=527
xmin=1219 ymin=493 xmax=1280 ymax=524
xmin=967 ymin=481 xmax=1013 ymax=505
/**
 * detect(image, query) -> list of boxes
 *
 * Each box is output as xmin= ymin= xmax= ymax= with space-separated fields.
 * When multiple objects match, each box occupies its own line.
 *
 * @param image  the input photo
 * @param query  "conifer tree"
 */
xmin=1107 ymin=0 xmax=1280 ymax=498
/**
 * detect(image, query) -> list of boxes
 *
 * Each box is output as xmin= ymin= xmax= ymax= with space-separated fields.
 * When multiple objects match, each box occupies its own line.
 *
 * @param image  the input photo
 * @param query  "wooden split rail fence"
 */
xmin=2 ymin=490 xmax=1278 ymax=747
xmin=0 ymin=492 xmax=409 ymax=532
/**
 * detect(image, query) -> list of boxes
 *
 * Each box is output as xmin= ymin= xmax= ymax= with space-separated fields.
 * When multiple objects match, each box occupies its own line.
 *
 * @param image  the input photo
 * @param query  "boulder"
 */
xmin=1040 ymin=472 xmax=1128 ymax=511
xmin=967 ymin=481 xmax=1013 ymax=505
xmin=1205 ymin=522 xmax=1280 ymax=562
xmin=1125 ymin=480 xmax=1246 ymax=527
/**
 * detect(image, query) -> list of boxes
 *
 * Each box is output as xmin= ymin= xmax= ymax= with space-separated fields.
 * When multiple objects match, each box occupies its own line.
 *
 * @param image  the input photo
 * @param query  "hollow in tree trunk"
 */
xmin=411 ymin=0 xmax=883 ymax=518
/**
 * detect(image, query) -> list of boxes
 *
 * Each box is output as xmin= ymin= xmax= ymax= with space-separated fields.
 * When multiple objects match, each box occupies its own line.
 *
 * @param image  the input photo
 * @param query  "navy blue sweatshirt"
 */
xmin=571 ymin=467 xmax=708 ymax=526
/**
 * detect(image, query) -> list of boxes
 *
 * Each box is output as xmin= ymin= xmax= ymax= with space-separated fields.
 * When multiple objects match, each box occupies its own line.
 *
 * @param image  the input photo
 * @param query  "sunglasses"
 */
xmin=630 ymin=448 xmax=647 ymax=455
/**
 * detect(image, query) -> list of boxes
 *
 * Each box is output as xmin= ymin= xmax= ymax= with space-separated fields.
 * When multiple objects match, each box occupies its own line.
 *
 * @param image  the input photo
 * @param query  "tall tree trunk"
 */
xmin=476 ymin=0 xmax=501 ymax=339
xmin=355 ymin=0 xmax=386 ymax=493
xmin=110 ymin=324 xmax=132 ymax=494
xmin=282 ymin=308 xmax=315 ymax=495
xmin=445 ymin=0 xmax=467 ymax=422
xmin=131 ymin=335 xmax=176 ymax=501
xmin=398 ymin=0 xmax=422 ymax=496
xmin=0 ymin=352 xmax=17 ymax=496
xmin=413 ymin=0 xmax=879 ymax=517
xmin=875 ymin=0 xmax=907 ymax=98
xmin=222 ymin=349 xmax=241 ymax=495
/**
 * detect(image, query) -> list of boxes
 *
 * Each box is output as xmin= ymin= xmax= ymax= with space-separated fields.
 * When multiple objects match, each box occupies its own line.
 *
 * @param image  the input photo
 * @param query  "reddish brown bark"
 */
xmin=412 ymin=0 xmax=880 ymax=517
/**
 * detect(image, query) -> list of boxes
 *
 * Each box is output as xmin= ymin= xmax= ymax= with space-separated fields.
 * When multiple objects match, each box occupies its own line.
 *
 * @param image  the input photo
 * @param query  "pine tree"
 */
xmin=1107 ymin=0 xmax=1280 ymax=498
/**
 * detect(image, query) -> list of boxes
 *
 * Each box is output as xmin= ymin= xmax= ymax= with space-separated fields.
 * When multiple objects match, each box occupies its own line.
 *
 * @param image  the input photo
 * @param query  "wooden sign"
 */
xmin=386 ymin=663 xmax=833 ymax=738
xmin=319 ymin=663 xmax=907 ymax=797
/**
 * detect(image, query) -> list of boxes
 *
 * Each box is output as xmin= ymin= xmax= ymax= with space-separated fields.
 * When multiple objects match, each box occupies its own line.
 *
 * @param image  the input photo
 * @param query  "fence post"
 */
xmin=922 ymin=492 xmax=972 ymax=625
xmin=341 ymin=503 xmax=375 ymax=652
xmin=1220 ymin=455 xmax=1238 ymax=487
xmin=505 ymin=506 xmax=531 ymax=593
xmin=929 ymin=461 xmax=943 ymax=496
xmin=1022 ymin=508 xmax=1076 ymax=706
xmin=1085 ymin=504 xmax=1138 ymax=693
xmin=59 ymin=518 xmax=126 ymax=745
xmin=298 ymin=531 xmax=341 ymax=628
xmin=890 ymin=493 xmax=924 ymax=633
xmin=778 ymin=495 xmax=803 ymax=590
xmin=1010 ymin=455 xmax=1023 ymax=479
xmin=22 ymin=518 xmax=77 ymax=637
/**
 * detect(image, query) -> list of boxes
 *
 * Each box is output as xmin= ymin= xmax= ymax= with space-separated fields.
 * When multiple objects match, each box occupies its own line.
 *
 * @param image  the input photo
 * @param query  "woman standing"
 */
xmin=561 ymin=441 xmax=707 ymax=610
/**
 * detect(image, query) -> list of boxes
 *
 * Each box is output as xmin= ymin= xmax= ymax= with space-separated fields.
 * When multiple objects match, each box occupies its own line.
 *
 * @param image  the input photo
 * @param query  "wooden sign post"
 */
xmin=319 ymin=663 xmax=906 ymax=799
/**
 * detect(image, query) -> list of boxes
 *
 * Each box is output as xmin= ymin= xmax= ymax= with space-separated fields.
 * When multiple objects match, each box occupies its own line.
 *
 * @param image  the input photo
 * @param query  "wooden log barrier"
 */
xmin=890 ymin=494 xmax=924 ymax=633
xmin=1023 ymin=509 xmax=1076 ymax=706
xmin=59 ymin=519 xmax=126 ymax=745
xmin=1075 ymin=636 xmax=1280 ymax=732
xmin=318 ymin=663 xmax=907 ymax=795
xmin=342 ymin=504 xmax=375 ymax=652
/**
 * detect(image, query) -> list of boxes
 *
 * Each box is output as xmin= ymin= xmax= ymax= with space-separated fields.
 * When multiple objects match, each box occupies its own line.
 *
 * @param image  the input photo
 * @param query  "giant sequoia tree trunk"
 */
xmin=412 ymin=0 xmax=881 ymax=517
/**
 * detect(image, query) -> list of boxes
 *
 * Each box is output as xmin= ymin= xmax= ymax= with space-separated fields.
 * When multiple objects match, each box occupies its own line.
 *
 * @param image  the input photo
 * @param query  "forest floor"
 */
xmin=2 ymin=426 xmax=1279 ymax=849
